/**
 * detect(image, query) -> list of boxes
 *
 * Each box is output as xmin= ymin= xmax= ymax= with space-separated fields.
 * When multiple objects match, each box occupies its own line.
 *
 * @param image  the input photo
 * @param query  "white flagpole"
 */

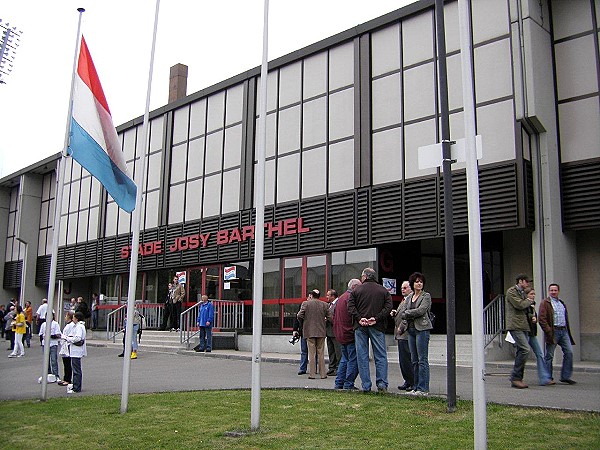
xmin=120 ymin=0 xmax=161 ymax=414
xmin=40 ymin=7 xmax=85 ymax=401
xmin=251 ymin=0 xmax=269 ymax=431
xmin=458 ymin=0 xmax=487 ymax=448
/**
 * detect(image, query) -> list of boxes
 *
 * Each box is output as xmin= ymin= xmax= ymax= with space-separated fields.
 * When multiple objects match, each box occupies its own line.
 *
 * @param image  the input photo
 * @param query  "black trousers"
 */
xmin=161 ymin=303 xmax=173 ymax=330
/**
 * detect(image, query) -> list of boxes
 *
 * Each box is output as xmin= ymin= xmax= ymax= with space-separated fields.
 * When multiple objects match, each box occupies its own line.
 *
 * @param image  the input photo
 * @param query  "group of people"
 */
xmin=161 ymin=275 xmax=186 ymax=331
xmin=505 ymin=275 xmax=576 ymax=389
xmin=293 ymin=267 xmax=434 ymax=396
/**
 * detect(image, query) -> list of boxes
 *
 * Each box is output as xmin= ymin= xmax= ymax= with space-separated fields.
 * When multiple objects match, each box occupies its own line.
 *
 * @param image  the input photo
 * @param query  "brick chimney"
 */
xmin=169 ymin=63 xmax=188 ymax=103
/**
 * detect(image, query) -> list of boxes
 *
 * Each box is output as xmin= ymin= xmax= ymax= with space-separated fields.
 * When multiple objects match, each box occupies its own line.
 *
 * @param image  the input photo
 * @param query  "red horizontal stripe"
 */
xmin=77 ymin=36 xmax=111 ymax=115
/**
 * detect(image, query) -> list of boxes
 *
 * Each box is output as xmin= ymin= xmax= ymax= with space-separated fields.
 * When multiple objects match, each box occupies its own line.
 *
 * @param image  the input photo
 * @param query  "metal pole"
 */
xmin=458 ymin=0 xmax=487 ymax=448
xmin=251 ymin=0 xmax=269 ymax=431
xmin=40 ymin=7 xmax=85 ymax=401
xmin=120 ymin=0 xmax=160 ymax=414
xmin=435 ymin=0 xmax=457 ymax=413
xmin=16 ymin=237 xmax=27 ymax=306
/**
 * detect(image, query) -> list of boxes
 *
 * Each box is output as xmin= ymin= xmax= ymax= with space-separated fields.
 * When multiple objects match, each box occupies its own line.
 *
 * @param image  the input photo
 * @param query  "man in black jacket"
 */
xmin=348 ymin=267 xmax=393 ymax=393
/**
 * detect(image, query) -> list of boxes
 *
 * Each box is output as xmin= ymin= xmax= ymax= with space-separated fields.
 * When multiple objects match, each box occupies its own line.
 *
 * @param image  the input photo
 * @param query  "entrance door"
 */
xmin=188 ymin=265 xmax=222 ymax=301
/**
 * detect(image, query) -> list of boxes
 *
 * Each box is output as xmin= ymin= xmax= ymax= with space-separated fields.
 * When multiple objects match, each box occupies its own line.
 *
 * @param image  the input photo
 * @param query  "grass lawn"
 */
xmin=2 ymin=389 xmax=599 ymax=449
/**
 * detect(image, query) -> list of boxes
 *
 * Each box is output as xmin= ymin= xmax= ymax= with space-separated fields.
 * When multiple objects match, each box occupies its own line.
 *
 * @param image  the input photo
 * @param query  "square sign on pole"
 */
xmin=418 ymin=135 xmax=483 ymax=170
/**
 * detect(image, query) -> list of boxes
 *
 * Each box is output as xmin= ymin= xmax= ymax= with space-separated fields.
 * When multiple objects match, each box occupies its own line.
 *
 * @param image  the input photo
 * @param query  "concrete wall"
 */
xmin=577 ymin=229 xmax=600 ymax=361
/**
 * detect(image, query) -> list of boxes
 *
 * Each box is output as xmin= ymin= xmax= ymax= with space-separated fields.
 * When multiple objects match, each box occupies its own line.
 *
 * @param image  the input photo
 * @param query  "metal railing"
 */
xmin=483 ymin=294 xmax=504 ymax=349
xmin=106 ymin=303 xmax=166 ymax=342
xmin=180 ymin=300 xmax=245 ymax=347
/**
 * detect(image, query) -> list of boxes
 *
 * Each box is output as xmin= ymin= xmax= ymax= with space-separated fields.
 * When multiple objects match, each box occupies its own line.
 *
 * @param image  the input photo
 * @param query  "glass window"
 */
xmin=225 ymin=84 xmax=244 ymax=126
xmin=88 ymin=206 xmax=99 ymax=240
xmin=329 ymin=88 xmax=354 ymax=141
xmin=277 ymin=153 xmax=300 ymax=203
xmin=144 ymin=190 xmax=160 ymax=229
xmin=189 ymin=99 xmax=207 ymax=138
xmin=122 ymin=128 xmax=137 ymax=161
xmin=185 ymin=179 xmax=202 ymax=222
xmin=117 ymin=208 xmax=130 ymax=235
xmin=221 ymin=170 xmax=240 ymax=214
xmin=79 ymin=177 xmax=91 ymax=209
xmin=77 ymin=210 xmax=88 ymax=243
xmin=147 ymin=153 xmax=162 ymax=190
xmin=331 ymin=248 xmax=377 ymax=295
xmin=263 ymin=258 xmax=281 ymax=299
xmin=207 ymin=91 xmax=225 ymax=133
xmin=329 ymin=140 xmax=354 ymax=193
xmin=262 ymin=304 xmax=280 ymax=330
xmin=302 ymin=97 xmax=327 ymax=148
xmin=203 ymin=174 xmax=222 ymax=218
xmin=224 ymin=125 xmax=242 ymax=169
xmin=205 ymin=131 xmax=224 ymax=174
xmin=402 ymin=10 xmax=434 ymax=67
xmin=40 ymin=201 xmax=49 ymax=228
xmin=105 ymin=202 xmax=118 ymax=237
xmin=329 ymin=42 xmax=354 ymax=90
xmin=372 ymin=74 xmax=401 ymax=130
xmin=404 ymin=119 xmax=437 ymax=180
xmin=172 ymin=106 xmax=190 ymax=145
xmin=278 ymin=105 xmax=301 ymax=155
xmin=69 ymin=182 xmax=80 ymax=212
xmin=302 ymin=146 xmax=326 ymax=199
xmin=67 ymin=212 xmax=77 ymax=244
xmin=371 ymin=24 xmax=400 ymax=77
xmin=37 ymin=229 xmax=47 ymax=257
xmin=168 ymin=183 xmax=185 ymax=224
xmin=303 ymin=51 xmax=327 ymax=99
xmin=306 ymin=255 xmax=327 ymax=294
xmin=282 ymin=303 xmax=299 ymax=330
xmin=256 ymin=71 xmax=279 ymax=113
xmin=170 ymin=143 xmax=187 ymax=184
xmin=187 ymin=137 xmax=205 ymax=178
xmin=404 ymin=63 xmax=435 ymax=122
xmin=90 ymin=178 xmax=101 ymax=207
xmin=221 ymin=261 xmax=252 ymax=301
xmin=372 ymin=127 xmax=403 ymax=185
xmin=150 ymin=117 xmax=164 ymax=152
xmin=284 ymin=257 xmax=302 ymax=298
xmin=279 ymin=61 xmax=302 ymax=107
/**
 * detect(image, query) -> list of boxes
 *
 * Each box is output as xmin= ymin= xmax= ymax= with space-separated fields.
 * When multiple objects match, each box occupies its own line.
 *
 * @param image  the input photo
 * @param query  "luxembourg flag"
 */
xmin=68 ymin=36 xmax=137 ymax=212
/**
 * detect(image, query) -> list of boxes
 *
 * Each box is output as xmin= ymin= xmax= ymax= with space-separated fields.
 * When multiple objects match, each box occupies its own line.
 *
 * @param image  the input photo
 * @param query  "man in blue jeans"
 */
xmin=196 ymin=295 xmax=214 ymax=352
xmin=347 ymin=268 xmax=393 ymax=393
xmin=539 ymin=283 xmax=576 ymax=385
xmin=333 ymin=278 xmax=361 ymax=389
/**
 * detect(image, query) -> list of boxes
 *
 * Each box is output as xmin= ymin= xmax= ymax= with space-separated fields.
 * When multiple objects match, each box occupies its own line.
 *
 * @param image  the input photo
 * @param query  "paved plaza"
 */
xmin=1 ymin=341 xmax=598 ymax=413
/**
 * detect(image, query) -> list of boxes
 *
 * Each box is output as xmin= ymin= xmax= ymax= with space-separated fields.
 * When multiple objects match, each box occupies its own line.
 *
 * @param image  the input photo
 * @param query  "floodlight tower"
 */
xmin=0 ymin=19 xmax=23 ymax=84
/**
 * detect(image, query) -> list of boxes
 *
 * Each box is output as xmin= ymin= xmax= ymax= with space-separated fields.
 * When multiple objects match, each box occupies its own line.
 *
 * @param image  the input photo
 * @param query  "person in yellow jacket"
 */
xmin=8 ymin=304 xmax=26 ymax=357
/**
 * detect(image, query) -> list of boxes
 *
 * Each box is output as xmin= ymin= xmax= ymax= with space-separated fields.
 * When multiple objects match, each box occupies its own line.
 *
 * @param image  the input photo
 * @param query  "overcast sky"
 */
xmin=0 ymin=0 xmax=417 ymax=178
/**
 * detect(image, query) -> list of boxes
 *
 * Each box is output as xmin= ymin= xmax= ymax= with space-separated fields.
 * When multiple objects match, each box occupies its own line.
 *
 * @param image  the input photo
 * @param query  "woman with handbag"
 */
xmin=65 ymin=311 xmax=87 ymax=393
xmin=8 ymin=304 xmax=26 ymax=357
xmin=400 ymin=272 xmax=433 ymax=396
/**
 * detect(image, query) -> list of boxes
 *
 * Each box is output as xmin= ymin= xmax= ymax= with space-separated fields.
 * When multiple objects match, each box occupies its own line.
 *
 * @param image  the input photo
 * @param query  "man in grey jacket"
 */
xmin=505 ymin=274 xmax=535 ymax=389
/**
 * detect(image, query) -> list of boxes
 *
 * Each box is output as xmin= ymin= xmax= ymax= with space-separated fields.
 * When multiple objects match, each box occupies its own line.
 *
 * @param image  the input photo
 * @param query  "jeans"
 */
xmin=299 ymin=337 xmax=308 ymax=372
xmin=509 ymin=330 xmax=530 ymax=382
xmin=407 ymin=328 xmax=430 ymax=392
xmin=528 ymin=335 xmax=551 ymax=385
xmin=335 ymin=342 xmax=358 ymax=389
xmin=397 ymin=339 xmax=414 ymax=387
xmin=48 ymin=345 xmax=60 ymax=378
xmin=544 ymin=328 xmax=573 ymax=381
xmin=199 ymin=327 xmax=213 ymax=351
xmin=92 ymin=310 xmax=98 ymax=329
xmin=354 ymin=327 xmax=388 ymax=392
xmin=131 ymin=324 xmax=139 ymax=351
xmin=71 ymin=357 xmax=82 ymax=392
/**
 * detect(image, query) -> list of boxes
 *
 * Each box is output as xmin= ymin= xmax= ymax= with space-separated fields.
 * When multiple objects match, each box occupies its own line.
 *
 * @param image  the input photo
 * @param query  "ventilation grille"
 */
xmin=299 ymin=199 xmax=325 ymax=252
xmin=326 ymin=193 xmax=356 ymax=249
xmin=371 ymin=184 xmax=402 ymax=243
xmin=218 ymin=213 xmax=242 ymax=262
xmin=440 ymin=172 xmax=468 ymax=235
xmin=479 ymin=164 xmax=518 ymax=231
xmin=524 ymin=161 xmax=535 ymax=229
xmin=356 ymin=189 xmax=370 ymax=245
xmin=3 ymin=261 xmax=21 ymax=288
xmin=274 ymin=203 xmax=301 ymax=255
xmin=199 ymin=218 xmax=219 ymax=263
xmin=562 ymin=160 xmax=600 ymax=230
xmin=35 ymin=255 xmax=52 ymax=286
xmin=404 ymin=179 xmax=438 ymax=239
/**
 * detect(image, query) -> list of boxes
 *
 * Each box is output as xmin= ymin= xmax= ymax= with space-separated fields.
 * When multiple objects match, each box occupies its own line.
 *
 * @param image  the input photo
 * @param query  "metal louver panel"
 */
xmin=440 ymin=172 xmax=468 ymax=235
xmin=114 ymin=235 xmax=131 ymax=273
xmin=404 ymin=179 xmax=438 ymax=239
xmin=479 ymin=164 xmax=518 ymax=230
xmin=218 ymin=213 xmax=242 ymax=261
xmin=140 ymin=228 xmax=162 ymax=271
xmin=240 ymin=211 xmax=253 ymax=258
xmin=299 ymin=199 xmax=325 ymax=252
xmin=164 ymin=224 xmax=184 ymax=267
xmin=275 ymin=203 xmax=301 ymax=255
xmin=371 ymin=184 xmax=402 ymax=243
xmin=356 ymin=189 xmax=370 ymax=245
xmin=74 ymin=245 xmax=86 ymax=277
xmin=3 ymin=261 xmax=21 ymax=288
xmin=199 ymin=218 xmax=219 ymax=263
xmin=562 ymin=160 xmax=600 ymax=230
xmin=61 ymin=247 xmax=76 ymax=278
xmin=326 ymin=193 xmax=355 ymax=248
xmin=524 ymin=161 xmax=535 ymax=229
xmin=101 ymin=238 xmax=116 ymax=274
xmin=36 ymin=255 xmax=52 ymax=286
xmin=84 ymin=242 xmax=98 ymax=276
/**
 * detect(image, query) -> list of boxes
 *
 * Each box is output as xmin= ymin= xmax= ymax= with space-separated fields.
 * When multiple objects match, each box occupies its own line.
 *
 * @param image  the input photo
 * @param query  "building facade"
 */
xmin=2 ymin=0 xmax=599 ymax=359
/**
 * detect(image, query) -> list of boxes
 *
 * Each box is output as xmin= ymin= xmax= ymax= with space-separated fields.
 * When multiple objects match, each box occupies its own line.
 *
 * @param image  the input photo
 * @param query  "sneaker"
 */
xmin=8 ymin=354 xmax=16 ymax=358
xmin=131 ymin=351 xmax=137 ymax=359
xmin=560 ymin=379 xmax=576 ymax=385
xmin=118 ymin=353 xmax=124 ymax=357
xmin=297 ymin=371 xmax=306 ymax=375
xmin=414 ymin=390 xmax=429 ymax=396
xmin=67 ymin=384 xmax=73 ymax=390
xmin=17 ymin=354 xmax=24 ymax=357
xmin=376 ymin=386 xmax=388 ymax=393
xmin=66 ymin=388 xmax=75 ymax=394
xmin=205 ymin=349 xmax=211 ymax=353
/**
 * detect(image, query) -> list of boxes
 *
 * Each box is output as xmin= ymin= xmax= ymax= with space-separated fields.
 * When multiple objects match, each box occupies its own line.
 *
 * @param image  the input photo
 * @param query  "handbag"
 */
xmin=428 ymin=311 xmax=436 ymax=327
xmin=395 ymin=320 xmax=408 ymax=338
xmin=72 ymin=339 xmax=85 ymax=347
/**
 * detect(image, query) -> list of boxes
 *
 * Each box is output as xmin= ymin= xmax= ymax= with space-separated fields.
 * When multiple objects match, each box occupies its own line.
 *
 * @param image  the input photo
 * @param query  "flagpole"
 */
xmin=120 ymin=0 xmax=160 ymax=414
xmin=40 ymin=7 xmax=85 ymax=401
xmin=250 ymin=0 xmax=269 ymax=431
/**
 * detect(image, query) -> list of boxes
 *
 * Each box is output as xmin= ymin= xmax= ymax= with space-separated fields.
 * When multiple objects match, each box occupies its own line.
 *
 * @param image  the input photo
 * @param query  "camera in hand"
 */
xmin=289 ymin=335 xmax=300 ymax=345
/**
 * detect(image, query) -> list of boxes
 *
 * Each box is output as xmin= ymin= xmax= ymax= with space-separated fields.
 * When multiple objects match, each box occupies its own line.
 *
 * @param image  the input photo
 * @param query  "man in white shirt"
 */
xmin=39 ymin=313 xmax=62 ymax=382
